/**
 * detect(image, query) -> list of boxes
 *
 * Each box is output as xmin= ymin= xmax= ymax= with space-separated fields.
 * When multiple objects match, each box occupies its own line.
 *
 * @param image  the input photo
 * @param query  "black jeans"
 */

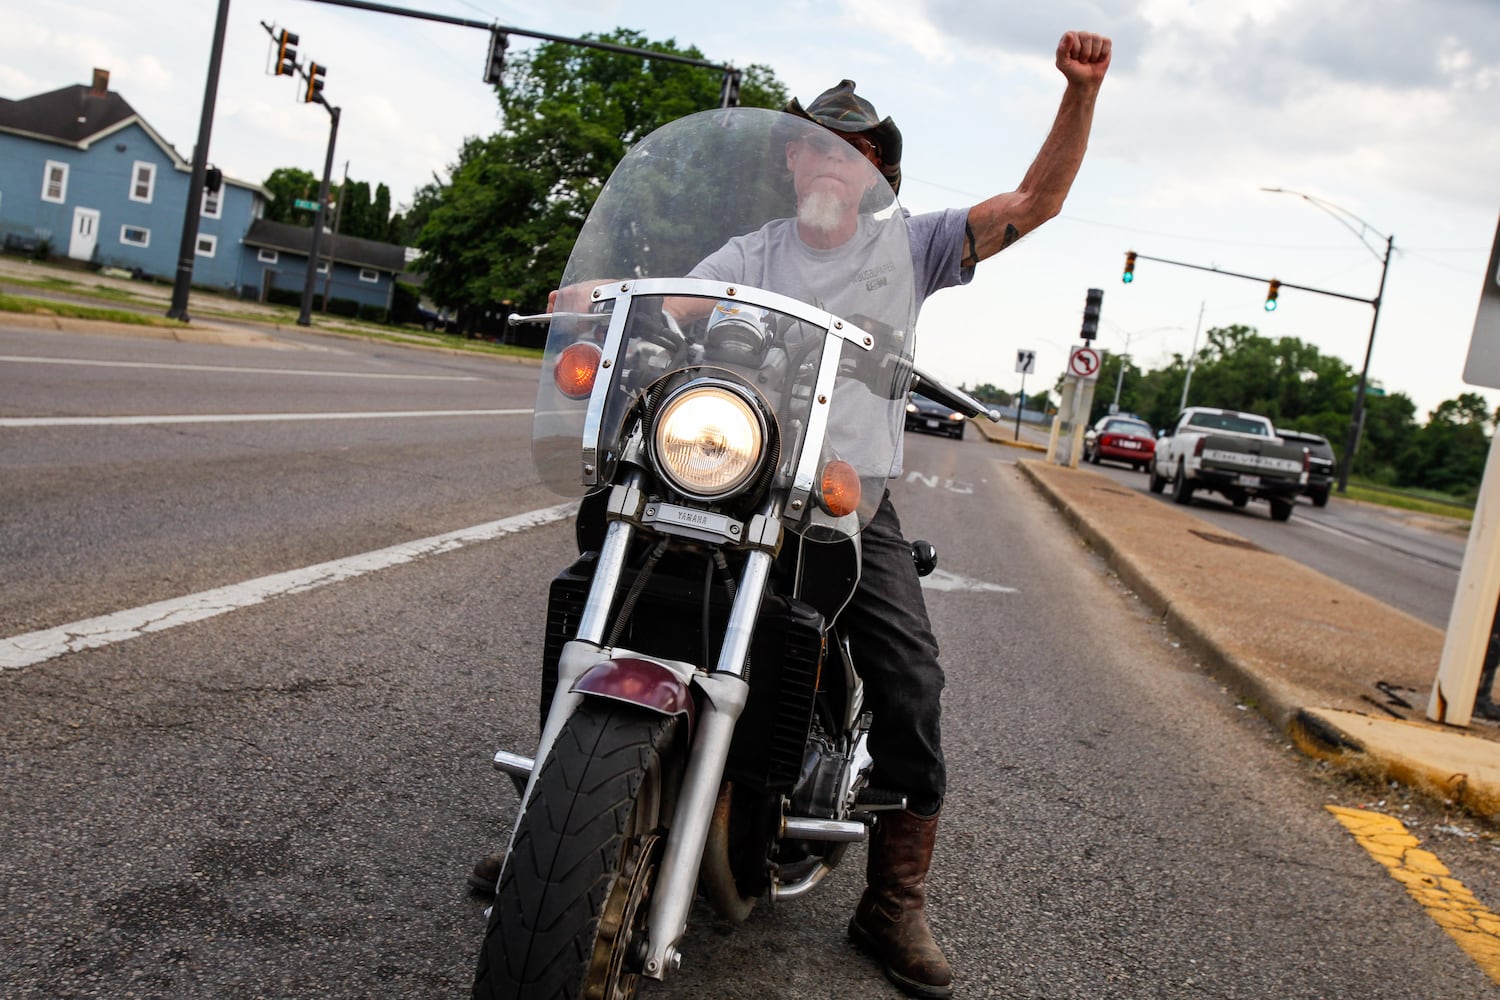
xmin=840 ymin=493 xmax=947 ymax=812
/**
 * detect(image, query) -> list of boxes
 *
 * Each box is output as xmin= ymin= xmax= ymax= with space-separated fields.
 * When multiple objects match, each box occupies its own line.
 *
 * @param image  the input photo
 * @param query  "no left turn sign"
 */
xmin=1069 ymin=346 xmax=1101 ymax=380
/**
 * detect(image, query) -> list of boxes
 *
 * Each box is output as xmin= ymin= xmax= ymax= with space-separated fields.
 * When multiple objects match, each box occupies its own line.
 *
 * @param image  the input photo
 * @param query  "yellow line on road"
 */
xmin=1328 ymin=806 xmax=1500 ymax=984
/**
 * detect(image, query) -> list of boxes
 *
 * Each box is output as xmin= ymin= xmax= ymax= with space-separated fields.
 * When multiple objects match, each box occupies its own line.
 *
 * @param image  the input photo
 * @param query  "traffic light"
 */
xmin=484 ymin=30 xmax=508 ymax=85
xmin=1080 ymin=287 xmax=1103 ymax=340
xmin=275 ymin=29 xmax=299 ymax=76
xmin=304 ymin=62 xmax=326 ymax=103
xmin=1122 ymin=251 xmax=1136 ymax=283
xmin=1265 ymin=279 xmax=1281 ymax=311
xmin=719 ymin=70 xmax=742 ymax=108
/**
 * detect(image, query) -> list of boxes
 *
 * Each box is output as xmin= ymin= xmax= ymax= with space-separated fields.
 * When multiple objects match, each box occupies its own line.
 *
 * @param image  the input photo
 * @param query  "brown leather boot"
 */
xmin=848 ymin=808 xmax=954 ymax=998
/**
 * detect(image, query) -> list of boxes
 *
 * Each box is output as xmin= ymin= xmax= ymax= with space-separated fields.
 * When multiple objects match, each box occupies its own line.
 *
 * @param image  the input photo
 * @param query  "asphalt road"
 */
xmin=4 ymin=327 xmax=1500 ymax=998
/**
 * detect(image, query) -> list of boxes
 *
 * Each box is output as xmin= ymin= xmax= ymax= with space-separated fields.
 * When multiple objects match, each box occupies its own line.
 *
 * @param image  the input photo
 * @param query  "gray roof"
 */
xmin=0 ymin=77 xmax=265 ymax=194
xmin=243 ymin=218 xmax=409 ymax=274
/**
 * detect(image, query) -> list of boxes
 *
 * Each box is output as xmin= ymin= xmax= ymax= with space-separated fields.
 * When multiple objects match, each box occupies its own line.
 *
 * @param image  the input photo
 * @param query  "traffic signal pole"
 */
xmin=166 ymin=0 xmax=232 ymax=322
xmin=1122 ymin=248 xmax=1388 ymax=492
xmin=299 ymin=103 xmax=340 ymax=327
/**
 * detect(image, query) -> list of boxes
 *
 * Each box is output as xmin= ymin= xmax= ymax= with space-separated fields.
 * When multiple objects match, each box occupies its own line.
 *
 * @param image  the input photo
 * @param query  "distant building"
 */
xmin=0 ymin=68 xmax=267 ymax=289
xmin=0 ymin=68 xmax=412 ymax=318
xmin=242 ymin=219 xmax=408 ymax=315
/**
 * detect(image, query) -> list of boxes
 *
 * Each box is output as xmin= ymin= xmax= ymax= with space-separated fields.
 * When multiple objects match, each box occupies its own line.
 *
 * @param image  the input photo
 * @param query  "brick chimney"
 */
xmin=90 ymin=68 xmax=110 ymax=97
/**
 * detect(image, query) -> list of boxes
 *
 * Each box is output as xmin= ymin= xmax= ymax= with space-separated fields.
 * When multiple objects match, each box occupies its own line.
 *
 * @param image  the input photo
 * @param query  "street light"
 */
xmin=1261 ymin=187 xmax=1395 ymax=493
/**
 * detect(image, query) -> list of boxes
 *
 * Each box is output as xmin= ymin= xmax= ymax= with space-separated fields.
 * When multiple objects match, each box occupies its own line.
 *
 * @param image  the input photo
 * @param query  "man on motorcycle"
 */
xmin=472 ymin=30 xmax=1111 ymax=1000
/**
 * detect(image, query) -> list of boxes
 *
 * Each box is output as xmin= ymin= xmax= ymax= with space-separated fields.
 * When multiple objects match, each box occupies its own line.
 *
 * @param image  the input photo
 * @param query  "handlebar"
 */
xmin=912 ymin=367 xmax=1002 ymax=423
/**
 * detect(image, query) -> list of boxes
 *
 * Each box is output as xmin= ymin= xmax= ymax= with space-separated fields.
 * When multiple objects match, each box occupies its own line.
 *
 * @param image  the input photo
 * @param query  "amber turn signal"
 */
xmin=818 ymin=460 xmax=861 ymax=517
xmin=553 ymin=342 xmax=602 ymax=399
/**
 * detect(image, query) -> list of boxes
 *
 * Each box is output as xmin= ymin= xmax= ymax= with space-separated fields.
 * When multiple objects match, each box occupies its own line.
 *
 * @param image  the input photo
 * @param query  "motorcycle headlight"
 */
xmin=651 ymin=382 xmax=768 ymax=500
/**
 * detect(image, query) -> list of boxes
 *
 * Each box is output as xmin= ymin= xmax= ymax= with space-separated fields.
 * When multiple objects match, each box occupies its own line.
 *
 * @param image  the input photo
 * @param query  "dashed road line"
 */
xmin=0 ymin=502 xmax=577 ymax=671
xmin=1328 ymin=805 xmax=1500 ymax=984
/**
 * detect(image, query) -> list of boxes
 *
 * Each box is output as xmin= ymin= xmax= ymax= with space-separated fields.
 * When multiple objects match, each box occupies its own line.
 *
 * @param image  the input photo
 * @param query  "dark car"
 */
xmin=1083 ymin=414 xmax=1155 ymax=471
xmin=905 ymin=393 xmax=966 ymax=439
xmin=1277 ymin=429 xmax=1337 ymax=506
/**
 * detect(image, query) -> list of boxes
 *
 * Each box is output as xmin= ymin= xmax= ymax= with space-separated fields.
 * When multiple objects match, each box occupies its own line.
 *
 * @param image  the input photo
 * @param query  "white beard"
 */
xmin=797 ymin=189 xmax=850 ymax=234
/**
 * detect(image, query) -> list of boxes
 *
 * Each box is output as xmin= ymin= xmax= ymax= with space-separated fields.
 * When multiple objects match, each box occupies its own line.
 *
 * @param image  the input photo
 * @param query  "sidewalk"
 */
xmin=973 ymin=418 xmax=1500 ymax=822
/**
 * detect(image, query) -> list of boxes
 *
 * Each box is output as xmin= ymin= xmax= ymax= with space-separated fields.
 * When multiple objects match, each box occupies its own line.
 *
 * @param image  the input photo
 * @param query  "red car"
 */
xmin=1084 ymin=415 xmax=1156 ymax=471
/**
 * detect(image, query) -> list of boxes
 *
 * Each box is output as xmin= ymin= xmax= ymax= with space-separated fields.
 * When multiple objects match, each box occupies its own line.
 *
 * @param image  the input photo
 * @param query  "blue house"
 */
xmin=0 ymin=68 xmax=268 ymax=290
xmin=0 ymin=69 xmax=412 ymax=318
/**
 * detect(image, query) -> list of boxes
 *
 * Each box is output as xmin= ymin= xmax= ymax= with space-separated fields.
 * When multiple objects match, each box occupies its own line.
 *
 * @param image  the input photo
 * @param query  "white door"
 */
xmin=69 ymin=207 xmax=100 ymax=260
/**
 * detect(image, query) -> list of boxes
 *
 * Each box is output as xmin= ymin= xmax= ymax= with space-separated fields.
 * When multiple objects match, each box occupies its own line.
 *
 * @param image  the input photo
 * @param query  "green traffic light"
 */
xmin=1264 ymin=299 xmax=1277 ymax=312
xmin=1122 ymin=272 xmax=1133 ymax=284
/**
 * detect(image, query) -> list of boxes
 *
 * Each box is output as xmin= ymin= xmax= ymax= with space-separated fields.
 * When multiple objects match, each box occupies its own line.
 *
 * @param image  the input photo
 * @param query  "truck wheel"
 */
xmin=1231 ymin=494 xmax=1248 ymax=509
xmin=1171 ymin=463 xmax=1195 ymax=505
xmin=1312 ymin=488 xmax=1330 ymax=508
xmin=1148 ymin=463 xmax=1168 ymax=494
xmin=1269 ymin=498 xmax=1294 ymax=522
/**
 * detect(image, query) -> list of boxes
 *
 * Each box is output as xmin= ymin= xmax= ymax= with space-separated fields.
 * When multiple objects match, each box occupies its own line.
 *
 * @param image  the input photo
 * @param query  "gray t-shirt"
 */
xmin=688 ymin=207 xmax=974 ymax=477
xmin=689 ymin=206 xmax=973 ymax=317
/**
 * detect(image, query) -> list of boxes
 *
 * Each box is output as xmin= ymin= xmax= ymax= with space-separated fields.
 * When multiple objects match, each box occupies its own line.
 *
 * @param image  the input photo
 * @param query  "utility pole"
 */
xmin=1179 ymin=301 xmax=1205 ymax=412
xmin=166 ymin=0 xmax=231 ymax=322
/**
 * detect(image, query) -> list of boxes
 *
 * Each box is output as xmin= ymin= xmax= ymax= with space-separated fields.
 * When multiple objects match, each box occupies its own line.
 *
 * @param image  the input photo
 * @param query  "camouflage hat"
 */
xmin=784 ymin=79 xmax=903 ymax=195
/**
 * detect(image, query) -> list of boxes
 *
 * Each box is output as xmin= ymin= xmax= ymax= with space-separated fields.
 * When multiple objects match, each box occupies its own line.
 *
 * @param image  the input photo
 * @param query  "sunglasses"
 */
xmin=802 ymin=130 xmax=881 ymax=165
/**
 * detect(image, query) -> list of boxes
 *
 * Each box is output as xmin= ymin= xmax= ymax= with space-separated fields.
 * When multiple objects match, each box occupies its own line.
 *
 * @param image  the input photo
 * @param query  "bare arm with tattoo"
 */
xmin=961 ymin=30 xmax=1112 ymax=267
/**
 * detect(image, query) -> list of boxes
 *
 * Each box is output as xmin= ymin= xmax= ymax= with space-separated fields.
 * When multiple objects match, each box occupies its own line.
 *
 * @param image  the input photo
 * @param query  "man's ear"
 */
xmin=785 ymin=140 xmax=798 ymax=171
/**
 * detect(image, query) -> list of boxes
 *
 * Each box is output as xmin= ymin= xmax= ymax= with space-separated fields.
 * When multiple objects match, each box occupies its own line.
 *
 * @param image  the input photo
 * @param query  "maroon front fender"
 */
xmin=571 ymin=657 xmax=697 ymax=727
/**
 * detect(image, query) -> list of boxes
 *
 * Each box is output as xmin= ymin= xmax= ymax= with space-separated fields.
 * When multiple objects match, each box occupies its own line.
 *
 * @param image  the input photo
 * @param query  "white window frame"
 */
xmin=201 ymin=186 xmax=222 ymax=219
xmin=257 ymin=248 xmax=278 ymax=264
xmin=119 ymin=225 xmax=150 ymax=248
xmin=195 ymin=233 xmax=218 ymax=258
xmin=42 ymin=161 xmax=68 ymax=203
xmin=358 ymin=268 xmax=379 ymax=283
xmin=316 ymin=261 xmax=330 ymax=275
xmin=130 ymin=161 xmax=156 ymax=203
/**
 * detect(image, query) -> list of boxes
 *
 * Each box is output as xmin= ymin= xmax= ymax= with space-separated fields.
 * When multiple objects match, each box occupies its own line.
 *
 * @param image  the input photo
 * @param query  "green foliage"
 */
xmin=262 ymin=168 xmax=319 ymax=224
xmin=413 ymin=29 xmax=788 ymax=321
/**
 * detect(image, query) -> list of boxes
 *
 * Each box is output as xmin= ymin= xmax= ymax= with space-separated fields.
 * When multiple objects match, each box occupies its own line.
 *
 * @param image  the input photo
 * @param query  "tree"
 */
xmin=413 ymin=29 xmax=788 ymax=323
xmin=262 ymin=167 xmax=318 ymax=224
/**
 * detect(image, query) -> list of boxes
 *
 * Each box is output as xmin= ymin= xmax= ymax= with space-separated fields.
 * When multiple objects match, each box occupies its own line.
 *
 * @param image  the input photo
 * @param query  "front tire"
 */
xmin=474 ymin=705 xmax=681 ymax=1000
xmin=1269 ymin=498 xmax=1295 ymax=522
xmin=1148 ymin=461 xmax=1168 ymax=494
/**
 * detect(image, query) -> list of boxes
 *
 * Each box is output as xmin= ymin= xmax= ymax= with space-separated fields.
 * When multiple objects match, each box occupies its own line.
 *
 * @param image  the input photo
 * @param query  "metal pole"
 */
xmin=322 ymin=160 xmax=348 ymax=313
xmin=166 ymin=0 xmax=231 ymax=321
xmin=298 ymin=105 xmax=341 ymax=326
xmin=1337 ymin=234 xmax=1394 ymax=493
xmin=1112 ymin=345 xmax=1127 ymax=413
xmin=1014 ymin=374 xmax=1025 ymax=440
xmin=1179 ymin=300 xmax=1205 ymax=412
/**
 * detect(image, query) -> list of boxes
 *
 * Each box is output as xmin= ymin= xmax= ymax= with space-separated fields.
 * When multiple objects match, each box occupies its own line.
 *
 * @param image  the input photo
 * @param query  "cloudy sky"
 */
xmin=4 ymin=0 xmax=1497 ymax=419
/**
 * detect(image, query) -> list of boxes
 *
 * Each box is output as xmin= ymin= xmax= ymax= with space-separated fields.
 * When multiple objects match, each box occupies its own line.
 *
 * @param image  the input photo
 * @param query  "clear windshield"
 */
xmin=532 ymin=108 xmax=917 ymax=536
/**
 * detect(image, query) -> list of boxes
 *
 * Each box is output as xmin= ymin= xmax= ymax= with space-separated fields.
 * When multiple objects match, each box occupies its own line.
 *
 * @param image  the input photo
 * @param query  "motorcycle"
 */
xmin=473 ymin=106 xmax=996 ymax=999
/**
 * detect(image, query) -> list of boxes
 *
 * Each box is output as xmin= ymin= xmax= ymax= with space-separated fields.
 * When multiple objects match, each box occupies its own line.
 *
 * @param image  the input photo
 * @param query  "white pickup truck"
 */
xmin=1148 ymin=407 xmax=1309 ymax=521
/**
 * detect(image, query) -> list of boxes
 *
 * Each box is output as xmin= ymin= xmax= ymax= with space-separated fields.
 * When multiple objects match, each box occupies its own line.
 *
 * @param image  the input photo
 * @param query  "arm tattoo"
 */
xmin=1000 ymin=223 xmax=1020 ymax=251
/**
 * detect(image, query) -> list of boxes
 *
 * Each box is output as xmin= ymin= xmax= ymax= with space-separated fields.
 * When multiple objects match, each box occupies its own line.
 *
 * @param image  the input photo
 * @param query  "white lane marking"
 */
xmin=0 ymin=354 xmax=482 ymax=380
xmin=919 ymin=569 xmax=1018 ymax=594
xmin=0 ymin=502 xmax=578 ymax=671
xmin=1291 ymin=512 xmax=1373 ymax=545
xmin=1 ymin=409 xmax=531 ymax=427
